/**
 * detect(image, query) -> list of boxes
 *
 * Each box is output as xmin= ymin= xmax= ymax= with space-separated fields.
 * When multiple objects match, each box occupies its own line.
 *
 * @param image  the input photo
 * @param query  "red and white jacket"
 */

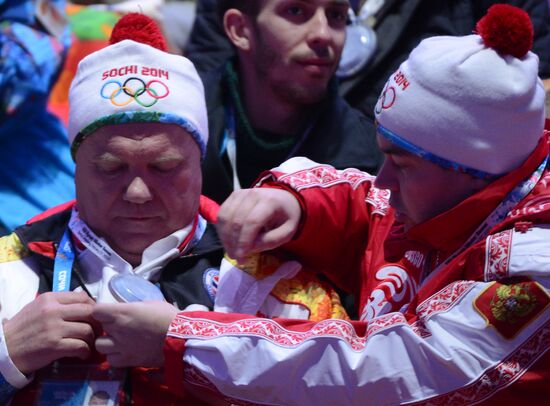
xmin=164 ymin=132 xmax=550 ymax=405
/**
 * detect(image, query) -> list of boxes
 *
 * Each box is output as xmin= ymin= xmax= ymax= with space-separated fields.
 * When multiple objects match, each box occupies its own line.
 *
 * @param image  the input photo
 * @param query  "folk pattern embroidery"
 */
xmin=417 ymin=321 xmax=549 ymax=405
xmin=278 ymin=166 xmax=374 ymax=191
xmin=366 ymin=187 xmax=391 ymax=215
xmin=366 ymin=313 xmax=408 ymax=336
xmin=410 ymin=320 xmax=432 ymax=338
xmin=170 ymin=282 xmax=480 ymax=350
xmin=416 ymin=281 xmax=477 ymax=319
xmin=484 ymin=230 xmax=512 ymax=281
xmin=170 ymin=316 xmax=366 ymax=351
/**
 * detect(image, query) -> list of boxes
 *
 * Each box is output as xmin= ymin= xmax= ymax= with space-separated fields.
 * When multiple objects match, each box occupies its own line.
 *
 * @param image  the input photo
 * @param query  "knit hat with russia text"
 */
xmin=374 ymin=4 xmax=546 ymax=178
xmin=68 ymin=13 xmax=208 ymax=159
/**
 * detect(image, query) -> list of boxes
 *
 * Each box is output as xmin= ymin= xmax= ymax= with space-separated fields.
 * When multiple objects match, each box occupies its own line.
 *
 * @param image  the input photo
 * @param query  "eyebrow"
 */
xmin=150 ymin=154 xmax=184 ymax=164
xmin=93 ymin=153 xmax=122 ymax=163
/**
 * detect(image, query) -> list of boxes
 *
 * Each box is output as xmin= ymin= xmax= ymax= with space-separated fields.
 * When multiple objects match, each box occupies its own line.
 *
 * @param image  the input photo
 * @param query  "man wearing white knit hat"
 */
xmin=85 ymin=4 xmax=550 ymax=404
xmin=0 ymin=13 xmax=225 ymax=405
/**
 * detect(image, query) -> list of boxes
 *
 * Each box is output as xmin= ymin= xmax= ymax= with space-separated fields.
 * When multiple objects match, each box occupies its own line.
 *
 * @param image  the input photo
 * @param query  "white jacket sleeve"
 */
xmin=169 ymin=275 xmax=549 ymax=405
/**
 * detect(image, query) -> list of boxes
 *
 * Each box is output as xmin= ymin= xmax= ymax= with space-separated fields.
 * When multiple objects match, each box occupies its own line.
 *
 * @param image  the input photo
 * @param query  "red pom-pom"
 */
xmin=475 ymin=4 xmax=533 ymax=58
xmin=110 ymin=13 xmax=167 ymax=51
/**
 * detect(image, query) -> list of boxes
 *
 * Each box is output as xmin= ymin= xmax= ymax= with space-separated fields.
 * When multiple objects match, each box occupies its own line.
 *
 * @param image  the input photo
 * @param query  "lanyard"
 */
xmin=422 ymin=154 xmax=549 ymax=284
xmin=52 ymin=208 xmax=207 ymax=293
xmin=220 ymin=104 xmax=319 ymax=190
xmin=52 ymin=228 xmax=75 ymax=292
xmin=221 ymin=104 xmax=241 ymax=190
xmin=179 ymin=214 xmax=207 ymax=254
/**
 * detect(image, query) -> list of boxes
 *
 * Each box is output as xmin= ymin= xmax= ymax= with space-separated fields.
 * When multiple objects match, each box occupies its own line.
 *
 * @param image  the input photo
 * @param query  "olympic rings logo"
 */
xmin=375 ymin=83 xmax=396 ymax=115
xmin=100 ymin=77 xmax=170 ymax=107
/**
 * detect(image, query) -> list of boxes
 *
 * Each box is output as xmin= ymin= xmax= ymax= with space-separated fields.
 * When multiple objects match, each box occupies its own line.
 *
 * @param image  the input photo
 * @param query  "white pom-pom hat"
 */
xmin=68 ymin=14 xmax=208 ymax=159
xmin=374 ymin=4 xmax=546 ymax=178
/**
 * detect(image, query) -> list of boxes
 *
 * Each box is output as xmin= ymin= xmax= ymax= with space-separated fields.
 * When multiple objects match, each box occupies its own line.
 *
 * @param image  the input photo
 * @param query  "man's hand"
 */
xmin=93 ymin=301 xmax=179 ymax=368
xmin=217 ymin=188 xmax=302 ymax=262
xmin=2 ymin=291 xmax=97 ymax=375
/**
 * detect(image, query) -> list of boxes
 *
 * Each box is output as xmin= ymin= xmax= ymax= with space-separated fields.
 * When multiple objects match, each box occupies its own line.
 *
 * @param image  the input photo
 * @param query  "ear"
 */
xmin=223 ymin=9 xmax=253 ymax=51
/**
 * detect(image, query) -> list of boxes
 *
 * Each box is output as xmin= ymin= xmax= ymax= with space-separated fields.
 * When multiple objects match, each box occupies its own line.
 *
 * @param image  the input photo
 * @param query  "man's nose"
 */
xmin=374 ymin=159 xmax=398 ymax=191
xmin=308 ymin=9 xmax=332 ymax=49
xmin=123 ymin=176 xmax=153 ymax=204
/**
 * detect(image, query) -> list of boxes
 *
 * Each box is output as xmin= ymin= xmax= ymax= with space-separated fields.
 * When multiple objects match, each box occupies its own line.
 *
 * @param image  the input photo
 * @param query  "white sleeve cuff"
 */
xmin=0 ymin=321 xmax=33 ymax=388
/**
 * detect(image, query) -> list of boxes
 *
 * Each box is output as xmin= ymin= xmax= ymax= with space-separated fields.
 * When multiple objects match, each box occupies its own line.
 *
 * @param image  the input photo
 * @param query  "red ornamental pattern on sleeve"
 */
xmin=169 ymin=281 xmax=478 ymax=351
xmin=411 ymin=321 xmax=549 ymax=406
xmin=277 ymin=166 xmax=374 ymax=191
xmin=484 ymin=229 xmax=512 ymax=281
xmin=366 ymin=186 xmax=391 ymax=215
xmin=416 ymin=281 xmax=477 ymax=318
xmin=409 ymin=281 xmax=478 ymax=338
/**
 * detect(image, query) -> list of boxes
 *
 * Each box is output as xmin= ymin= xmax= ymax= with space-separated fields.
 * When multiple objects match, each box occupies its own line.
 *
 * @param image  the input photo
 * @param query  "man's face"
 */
xmin=248 ymin=0 xmax=348 ymax=104
xmin=75 ymin=123 xmax=202 ymax=265
xmin=374 ymin=134 xmax=489 ymax=231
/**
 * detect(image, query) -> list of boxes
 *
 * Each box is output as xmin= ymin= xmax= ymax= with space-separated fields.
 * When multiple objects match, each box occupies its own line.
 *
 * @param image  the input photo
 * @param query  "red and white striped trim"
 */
xmin=169 ymin=316 xmax=366 ymax=350
xmin=416 ymin=281 xmax=477 ymax=319
xmin=408 ymin=320 xmax=549 ymax=405
xmin=169 ymin=282 xmax=476 ymax=351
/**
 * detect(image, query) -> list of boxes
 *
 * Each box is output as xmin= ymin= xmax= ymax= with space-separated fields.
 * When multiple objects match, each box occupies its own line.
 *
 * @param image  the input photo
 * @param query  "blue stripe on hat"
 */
xmin=71 ymin=111 xmax=206 ymax=160
xmin=376 ymin=123 xmax=499 ymax=180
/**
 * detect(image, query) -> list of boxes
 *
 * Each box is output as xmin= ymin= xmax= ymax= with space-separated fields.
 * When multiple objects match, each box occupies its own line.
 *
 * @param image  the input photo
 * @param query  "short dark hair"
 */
xmin=218 ymin=0 xmax=261 ymax=22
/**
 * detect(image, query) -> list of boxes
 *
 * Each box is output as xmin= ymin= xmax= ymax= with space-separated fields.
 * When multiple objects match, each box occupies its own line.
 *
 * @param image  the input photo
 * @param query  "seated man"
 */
xmin=0 ymin=13 xmax=222 ymax=405
xmin=0 ymin=13 xmax=349 ymax=405
xmin=199 ymin=0 xmax=382 ymax=203
xmin=90 ymin=5 xmax=549 ymax=404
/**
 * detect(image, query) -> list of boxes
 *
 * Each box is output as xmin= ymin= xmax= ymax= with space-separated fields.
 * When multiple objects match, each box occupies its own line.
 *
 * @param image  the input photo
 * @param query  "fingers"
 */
xmin=52 ymin=291 xmax=96 ymax=305
xmin=55 ymin=337 xmax=93 ymax=361
xmin=95 ymin=335 xmax=118 ymax=355
xmin=95 ymin=336 xmax=131 ymax=368
xmin=36 ymin=291 xmax=95 ymax=323
xmin=218 ymin=190 xmax=257 ymax=258
xmin=234 ymin=202 xmax=285 ymax=259
xmin=218 ymin=188 xmax=302 ymax=261
xmin=92 ymin=303 xmax=120 ymax=324
xmin=59 ymin=302 xmax=95 ymax=323
xmin=255 ymin=219 xmax=297 ymax=252
xmin=61 ymin=321 xmax=96 ymax=346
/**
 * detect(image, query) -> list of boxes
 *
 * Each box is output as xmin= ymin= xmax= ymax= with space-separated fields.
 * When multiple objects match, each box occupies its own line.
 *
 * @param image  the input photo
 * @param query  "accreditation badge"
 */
xmin=35 ymin=363 xmax=125 ymax=406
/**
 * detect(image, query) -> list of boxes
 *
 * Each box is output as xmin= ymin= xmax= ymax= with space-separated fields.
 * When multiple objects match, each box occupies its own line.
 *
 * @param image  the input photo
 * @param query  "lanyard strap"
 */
xmin=52 ymin=228 xmax=75 ymax=292
xmin=179 ymin=213 xmax=207 ymax=255
xmin=222 ymin=104 xmax=241 ymax=191
xmin=68 ymin=208 xmax=118 ymax=264
xmin=221 ymin=104 xmax=320 ymax=190
xmin=53 ymin=208 xmax=208 ymax=292
xmin=423 ymin=154 xmax=549 ymax=284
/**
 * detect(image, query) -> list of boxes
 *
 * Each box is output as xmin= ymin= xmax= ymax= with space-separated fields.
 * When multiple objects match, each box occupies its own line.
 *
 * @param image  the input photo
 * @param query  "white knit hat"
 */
xmin=68 ymin=14 xmax=208 ymax=159
xmin=374 ymin=4 xmax=546 ymax=178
